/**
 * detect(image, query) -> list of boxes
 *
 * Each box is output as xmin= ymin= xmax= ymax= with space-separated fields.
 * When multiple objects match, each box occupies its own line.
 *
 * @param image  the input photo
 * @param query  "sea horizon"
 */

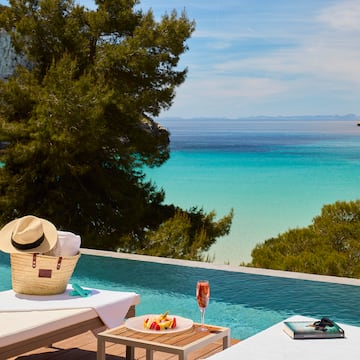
xmin=146 ymin=116 xmax=360 ymax=265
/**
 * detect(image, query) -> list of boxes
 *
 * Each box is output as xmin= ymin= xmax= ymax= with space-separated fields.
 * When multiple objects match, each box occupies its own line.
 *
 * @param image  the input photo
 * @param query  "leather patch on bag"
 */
xmin=38 ymin=269 xmax=52 ymax=278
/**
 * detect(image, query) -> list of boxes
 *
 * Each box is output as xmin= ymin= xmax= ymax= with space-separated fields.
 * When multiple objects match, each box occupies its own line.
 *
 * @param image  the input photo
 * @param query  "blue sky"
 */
xmin=1 ymin=0 xmax=360 ymax=118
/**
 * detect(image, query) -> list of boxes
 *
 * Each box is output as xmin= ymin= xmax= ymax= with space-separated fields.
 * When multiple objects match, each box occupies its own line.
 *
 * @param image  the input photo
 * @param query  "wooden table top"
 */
xmin=100 ymin=323 xmax=230 ymax=347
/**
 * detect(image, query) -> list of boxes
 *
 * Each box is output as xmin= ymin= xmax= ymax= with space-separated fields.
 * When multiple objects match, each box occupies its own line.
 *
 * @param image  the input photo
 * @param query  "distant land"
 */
xmin=160 ymin=114 xmax=359 ymax=121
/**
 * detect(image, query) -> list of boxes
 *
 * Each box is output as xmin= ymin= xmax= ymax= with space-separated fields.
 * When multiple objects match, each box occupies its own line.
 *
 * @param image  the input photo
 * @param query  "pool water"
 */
xmin=1 ymin=252 xmax=360 ymax=340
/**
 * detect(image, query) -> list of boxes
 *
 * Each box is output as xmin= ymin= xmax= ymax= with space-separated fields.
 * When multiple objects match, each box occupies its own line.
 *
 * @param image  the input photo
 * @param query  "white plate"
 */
xmin=125 ymin=314 xmax=194 ymax=334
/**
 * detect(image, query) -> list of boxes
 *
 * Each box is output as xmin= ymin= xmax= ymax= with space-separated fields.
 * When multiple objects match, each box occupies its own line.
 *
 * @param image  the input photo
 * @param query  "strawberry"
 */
xmin=171 ymin=317 xmax=177 ymax=328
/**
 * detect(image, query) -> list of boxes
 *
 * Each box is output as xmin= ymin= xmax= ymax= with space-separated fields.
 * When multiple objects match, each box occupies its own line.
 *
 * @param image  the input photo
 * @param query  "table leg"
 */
xmin=146 ymin=348 xmax=153 ymax=360
xmin=223 ymin=333 xmax=231 ymax=349
xmin=97 ymin=338 xmax=106 ymax=360
xmin=126 ymin=345 xmax=134 ymax=360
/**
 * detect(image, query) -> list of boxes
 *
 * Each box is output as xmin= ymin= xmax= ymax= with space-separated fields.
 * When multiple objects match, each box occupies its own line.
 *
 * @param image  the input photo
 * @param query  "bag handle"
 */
xmin=57 ymin=257 xmax=63 ymax=270
xmin=32 ymin=253 xmax=37 ymax=268
xmin=31 ymin=253 xmax=63 ymax=270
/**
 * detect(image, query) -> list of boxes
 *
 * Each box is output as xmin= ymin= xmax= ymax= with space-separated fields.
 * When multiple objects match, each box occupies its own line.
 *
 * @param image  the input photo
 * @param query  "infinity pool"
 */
xmin=1 ymin=250 xmax=360 ymax=340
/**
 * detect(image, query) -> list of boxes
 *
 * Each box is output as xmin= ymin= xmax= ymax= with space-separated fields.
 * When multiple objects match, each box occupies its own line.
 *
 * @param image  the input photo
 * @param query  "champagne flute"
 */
xmin=196 ymin=280 xmax=210 ymax=331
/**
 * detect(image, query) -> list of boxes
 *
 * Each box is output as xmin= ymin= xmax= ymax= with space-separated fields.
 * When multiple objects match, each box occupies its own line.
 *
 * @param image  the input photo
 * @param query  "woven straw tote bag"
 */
xmin=10 ymin=252 xmax=80 ymax=295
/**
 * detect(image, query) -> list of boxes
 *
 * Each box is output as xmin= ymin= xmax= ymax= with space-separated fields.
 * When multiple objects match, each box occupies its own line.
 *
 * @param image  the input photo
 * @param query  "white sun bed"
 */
xmin=0 ymin=286 xmax=140 ymax=359
xmin=206 ymin=315 xmax=359 ymax=360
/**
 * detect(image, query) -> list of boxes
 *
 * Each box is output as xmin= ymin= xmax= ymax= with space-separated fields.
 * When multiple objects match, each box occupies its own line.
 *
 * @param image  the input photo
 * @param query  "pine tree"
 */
xmin=0 ymin=1 xmax=233 ymax=259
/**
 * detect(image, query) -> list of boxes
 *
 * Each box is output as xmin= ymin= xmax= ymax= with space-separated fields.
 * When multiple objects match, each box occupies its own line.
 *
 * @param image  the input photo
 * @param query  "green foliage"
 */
xmin=0 ymin=1 xmax=234 ymax=261
xmin=249 ymin=200 xmax=360 ymax=278
xmin=140 ymin=208 xmax=234 ymax=260
xmin=0 ymin=0 xmax=232 ymax=262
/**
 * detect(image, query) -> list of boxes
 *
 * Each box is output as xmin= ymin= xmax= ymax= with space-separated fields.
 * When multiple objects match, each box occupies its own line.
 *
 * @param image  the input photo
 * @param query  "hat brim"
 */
xmin=0 ymin=217 xmax=58 ymax=254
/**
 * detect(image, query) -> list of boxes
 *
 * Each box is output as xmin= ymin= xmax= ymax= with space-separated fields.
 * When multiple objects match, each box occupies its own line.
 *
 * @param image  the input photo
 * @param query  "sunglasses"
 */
xmin=311 ymin=317 xmax=335 ymax=331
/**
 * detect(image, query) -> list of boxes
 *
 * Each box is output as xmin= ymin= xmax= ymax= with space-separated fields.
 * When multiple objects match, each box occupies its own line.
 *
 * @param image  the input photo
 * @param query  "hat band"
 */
xmin=11 ymin=233 xmax=45 ymax=250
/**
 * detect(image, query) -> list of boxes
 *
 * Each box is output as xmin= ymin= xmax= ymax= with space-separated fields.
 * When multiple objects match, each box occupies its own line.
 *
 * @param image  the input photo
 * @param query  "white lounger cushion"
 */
xmin=206 ymin=315 xmax=359 ymax=360
xmin=0 ymin=308 xmax=97 ymax=347
xmin=0 ymin=287 xmax=140 ymax=358
xmin=0 ymin=285 xmax=139 ymax=328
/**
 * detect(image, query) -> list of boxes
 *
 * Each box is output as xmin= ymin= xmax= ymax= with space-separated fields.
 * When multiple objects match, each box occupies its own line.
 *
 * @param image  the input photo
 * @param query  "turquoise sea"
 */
xmin=146 ymin=118 xmax=360 ymax=265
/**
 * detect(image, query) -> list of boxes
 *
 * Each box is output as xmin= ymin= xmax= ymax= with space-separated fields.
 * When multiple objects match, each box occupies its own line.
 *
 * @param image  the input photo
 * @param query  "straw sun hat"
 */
xmin=0 ymin=215 xmax=58 ymax=254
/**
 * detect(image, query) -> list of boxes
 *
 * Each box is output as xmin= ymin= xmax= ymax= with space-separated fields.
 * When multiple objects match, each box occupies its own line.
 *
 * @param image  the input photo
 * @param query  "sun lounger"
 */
xmin=206 ymin=315 xmax=359 ymax=360
xmin=0 ymin=286 xmax=140 ymax=359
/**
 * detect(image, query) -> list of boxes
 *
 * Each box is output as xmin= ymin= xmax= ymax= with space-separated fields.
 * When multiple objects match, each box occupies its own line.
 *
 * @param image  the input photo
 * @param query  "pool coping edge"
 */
xmin=80 ymin=248 xmax=360 ymax=287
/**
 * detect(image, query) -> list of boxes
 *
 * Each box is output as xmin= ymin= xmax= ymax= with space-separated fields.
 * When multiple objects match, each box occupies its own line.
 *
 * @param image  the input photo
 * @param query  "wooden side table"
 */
xmin=97 ymin=323 xmax=231 ymax=360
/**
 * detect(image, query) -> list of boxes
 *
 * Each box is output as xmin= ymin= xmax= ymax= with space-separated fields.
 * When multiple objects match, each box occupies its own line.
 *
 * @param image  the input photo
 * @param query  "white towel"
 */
xmin=0 ymin=285 xmax=138 ymax=328
xmin=46 ymin=231 xmax=81 ymax=256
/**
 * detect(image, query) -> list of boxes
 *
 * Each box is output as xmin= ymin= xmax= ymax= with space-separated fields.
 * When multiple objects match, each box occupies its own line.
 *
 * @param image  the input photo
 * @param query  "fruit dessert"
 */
xmin=143 ymin=311 xmax=177 ymax=331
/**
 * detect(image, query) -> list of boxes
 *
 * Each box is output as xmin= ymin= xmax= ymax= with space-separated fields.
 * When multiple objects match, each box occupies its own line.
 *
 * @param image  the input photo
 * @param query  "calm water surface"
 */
xmin=1 ymin=252 xmax=359 ymax=340
xmin=147 ymin=118 xmax=360 ymax=264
